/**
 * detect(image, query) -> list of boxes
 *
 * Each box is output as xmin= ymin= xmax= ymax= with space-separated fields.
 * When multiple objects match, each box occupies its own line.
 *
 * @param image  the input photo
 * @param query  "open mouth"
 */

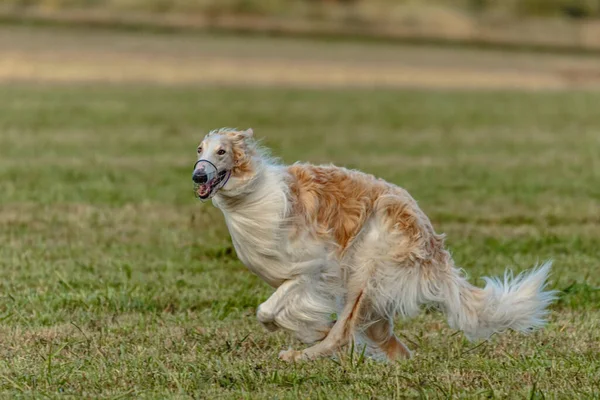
xmin=192 ymin=160 xmax=230 ymax=200
xmin=195 ymin=182 xmax=214 ymax=199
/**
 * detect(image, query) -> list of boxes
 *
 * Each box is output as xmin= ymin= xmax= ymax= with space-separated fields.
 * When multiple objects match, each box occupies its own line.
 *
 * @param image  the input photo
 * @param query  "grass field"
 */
xmin=0 ymin=25 xmax=599 ymax=399
xmin=1 ymin=85 xmax=598 ymax=398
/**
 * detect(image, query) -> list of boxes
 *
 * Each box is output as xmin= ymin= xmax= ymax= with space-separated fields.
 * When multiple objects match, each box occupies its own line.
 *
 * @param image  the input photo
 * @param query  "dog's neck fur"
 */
xmin=212 ymin=157 xmax=290 ymax=286
xmin=213 ymin=157 xmax=285 ymax=211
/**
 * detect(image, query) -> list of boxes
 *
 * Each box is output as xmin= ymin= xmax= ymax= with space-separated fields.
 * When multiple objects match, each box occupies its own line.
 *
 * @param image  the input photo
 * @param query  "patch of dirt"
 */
xmin=1 ymin=25 xmax=600 ymax=89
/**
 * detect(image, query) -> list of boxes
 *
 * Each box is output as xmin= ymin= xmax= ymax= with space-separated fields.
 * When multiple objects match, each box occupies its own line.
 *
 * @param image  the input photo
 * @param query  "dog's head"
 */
xmin=192 ymin=127 xmax=257 ymax=200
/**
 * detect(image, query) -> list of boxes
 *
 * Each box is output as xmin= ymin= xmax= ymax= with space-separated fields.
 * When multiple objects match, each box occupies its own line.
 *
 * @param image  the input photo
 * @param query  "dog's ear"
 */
xmin=240 ymin=128 xmax=253 ymax=138
xmin=231 ymin=128 xmax=255 ymax=167
xmin=230 ymin=128 xmax=253 ymax=143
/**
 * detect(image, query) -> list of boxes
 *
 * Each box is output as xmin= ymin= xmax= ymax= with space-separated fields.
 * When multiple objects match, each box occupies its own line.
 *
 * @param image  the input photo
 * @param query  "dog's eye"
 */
xmin=217 ymin=149 xmax=226 ymax=155
xmin=197 ymin=147 xmax=202 ymax=153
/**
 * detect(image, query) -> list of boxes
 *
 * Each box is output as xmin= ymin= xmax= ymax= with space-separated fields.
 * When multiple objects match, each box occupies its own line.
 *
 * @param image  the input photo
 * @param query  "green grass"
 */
xmin=0 ymin=84 xmax=599 ymax=398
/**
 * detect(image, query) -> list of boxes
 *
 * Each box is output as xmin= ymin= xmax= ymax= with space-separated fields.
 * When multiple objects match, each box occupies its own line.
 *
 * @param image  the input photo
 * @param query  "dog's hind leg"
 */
xmin=363 ymin=317 xmax=411 ymax=360
xmin=278 ymin=217 xmax=379 ymax=362
xmin=278 ymin=275 xmax=368 ymax=362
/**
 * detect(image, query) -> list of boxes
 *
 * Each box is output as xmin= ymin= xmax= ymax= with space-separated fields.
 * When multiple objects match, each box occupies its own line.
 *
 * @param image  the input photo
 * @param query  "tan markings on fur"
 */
xmin=287 ymin=164 xmax=446 ymax=263
xmin=231 ymin=140 xmax=254 ymax=178
xmin=216 ymin=130 xmax=255 ymax=180
xmin=288 ymin=164 xmax=389 ymax=252
xmin=382 ymin=335 xmax=412 ymax=360
xmin=365 ymin=319 xmax=411 ymax=360
xmin=375 ymin=192 xmax=450 ymax=267
xmin=305 ymin=287 xmax=368 ymax=359
xmin=343 ymin=290 xmax=364 ymax=339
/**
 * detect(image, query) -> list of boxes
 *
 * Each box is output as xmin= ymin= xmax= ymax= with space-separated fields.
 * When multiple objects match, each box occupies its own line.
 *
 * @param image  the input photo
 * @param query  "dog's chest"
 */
xmin=215 ymin=170 xmax=332 ymax=287
xmin=225 ymin=205 xmax=288 ymax=286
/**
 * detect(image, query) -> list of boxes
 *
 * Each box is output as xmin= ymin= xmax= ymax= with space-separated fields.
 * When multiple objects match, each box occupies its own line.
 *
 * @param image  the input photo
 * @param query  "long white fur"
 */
xmin=213 ymin=162 xmax=341 ymax=344
xmin=204 ymin=128 xmax=557 ymax=356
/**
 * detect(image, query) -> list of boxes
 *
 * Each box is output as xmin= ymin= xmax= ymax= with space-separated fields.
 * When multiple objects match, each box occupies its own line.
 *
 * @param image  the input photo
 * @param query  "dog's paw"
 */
xmin=278 ymin=348 xmax=305 ymax=362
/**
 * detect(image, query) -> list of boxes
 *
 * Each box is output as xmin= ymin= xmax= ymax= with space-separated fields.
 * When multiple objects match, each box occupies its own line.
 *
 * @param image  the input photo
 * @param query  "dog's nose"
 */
xmin=192 ymin=170 xmax=208 ymax=184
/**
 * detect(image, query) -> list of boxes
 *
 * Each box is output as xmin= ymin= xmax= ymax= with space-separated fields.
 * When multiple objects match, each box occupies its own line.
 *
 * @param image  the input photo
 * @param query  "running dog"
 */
xmin=192 ymin=127 xmax=557 ymax=362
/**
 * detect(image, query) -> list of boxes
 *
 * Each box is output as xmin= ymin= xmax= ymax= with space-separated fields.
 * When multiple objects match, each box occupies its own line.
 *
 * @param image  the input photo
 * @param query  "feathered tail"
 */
xmin=442 ymin=261 xmax=558 ymax=341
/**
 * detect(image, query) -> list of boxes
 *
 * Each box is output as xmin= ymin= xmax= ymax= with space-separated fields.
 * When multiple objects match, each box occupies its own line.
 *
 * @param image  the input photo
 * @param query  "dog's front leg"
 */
xmin=256 ymin=279 xmax=298 ymax=332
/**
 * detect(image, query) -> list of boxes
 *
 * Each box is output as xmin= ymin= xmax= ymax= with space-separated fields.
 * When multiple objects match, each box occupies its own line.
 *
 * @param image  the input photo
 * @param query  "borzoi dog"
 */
xmin=192 ymin=127 xmax=556 ymax=362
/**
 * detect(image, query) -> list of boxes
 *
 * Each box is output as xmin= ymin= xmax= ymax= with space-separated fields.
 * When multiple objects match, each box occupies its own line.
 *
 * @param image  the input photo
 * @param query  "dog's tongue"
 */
xmin=197 ymin=183 xmax=211 ymax=198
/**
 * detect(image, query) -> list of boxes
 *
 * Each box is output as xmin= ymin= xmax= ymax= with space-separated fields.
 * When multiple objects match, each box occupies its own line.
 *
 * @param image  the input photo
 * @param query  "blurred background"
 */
xmin=2 ymin=0 xmax=600 ymax=88
xmin=4 ymin=0 xmax=600 ymax=49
